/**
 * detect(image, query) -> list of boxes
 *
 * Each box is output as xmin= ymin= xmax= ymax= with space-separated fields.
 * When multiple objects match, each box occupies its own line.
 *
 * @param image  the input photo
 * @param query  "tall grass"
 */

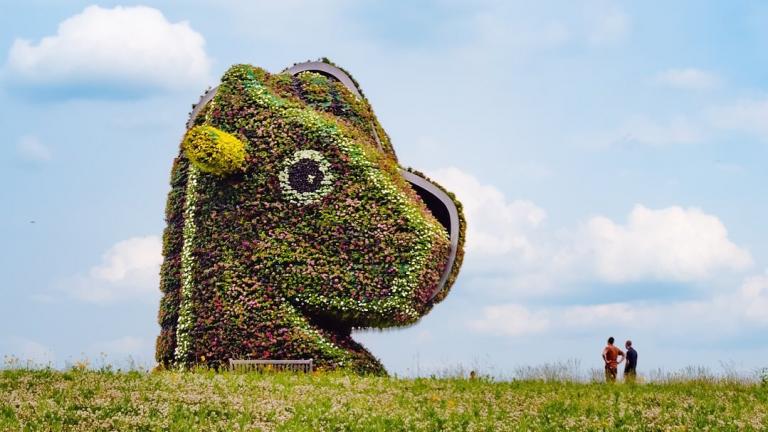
xmin=509 ymin=359 xmax=766 ymax=384
xmin=1 ymin=365 xmax=766 ymax=431
xmin=4 ymin=354 xmax=765 ymax=385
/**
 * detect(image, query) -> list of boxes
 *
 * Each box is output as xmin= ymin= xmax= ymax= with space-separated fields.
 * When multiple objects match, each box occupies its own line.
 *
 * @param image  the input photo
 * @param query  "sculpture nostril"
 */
xmin=401 ymin=170 xmax=462 ymax=300
xmin=407 ymin=180 xmax=452 ymax=235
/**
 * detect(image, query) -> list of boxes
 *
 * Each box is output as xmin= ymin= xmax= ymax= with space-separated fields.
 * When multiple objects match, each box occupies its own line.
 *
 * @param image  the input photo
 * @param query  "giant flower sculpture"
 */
xmin=155 ymin=59 xmax=465 ymax=374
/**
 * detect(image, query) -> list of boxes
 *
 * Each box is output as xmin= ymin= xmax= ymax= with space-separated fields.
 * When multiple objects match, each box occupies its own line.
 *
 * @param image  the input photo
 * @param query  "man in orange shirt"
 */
xmin=602 ymin=336 xmax=625 ymax=383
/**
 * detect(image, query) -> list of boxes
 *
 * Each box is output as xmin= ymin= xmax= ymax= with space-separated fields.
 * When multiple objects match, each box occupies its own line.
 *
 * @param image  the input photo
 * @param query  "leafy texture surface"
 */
xmin=156 ymin=62 xmax=465 ymax=373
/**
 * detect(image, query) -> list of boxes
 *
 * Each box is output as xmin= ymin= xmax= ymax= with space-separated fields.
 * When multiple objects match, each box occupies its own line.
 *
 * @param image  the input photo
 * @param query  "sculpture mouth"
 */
xmin=401 ymin=170 xmax=461 ymax=300
xmin=306 ymin=312 xmax=353 ymax=341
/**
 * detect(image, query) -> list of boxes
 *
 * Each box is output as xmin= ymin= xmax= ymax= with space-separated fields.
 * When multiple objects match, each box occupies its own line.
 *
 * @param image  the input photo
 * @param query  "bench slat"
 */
xmin=229 ymin=359 xmax=313 ymax=372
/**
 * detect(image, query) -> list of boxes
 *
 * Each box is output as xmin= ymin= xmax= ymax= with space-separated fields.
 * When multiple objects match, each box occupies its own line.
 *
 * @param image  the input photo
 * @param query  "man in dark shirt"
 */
xmin=624 ymin=340 xmax=638 ymax=383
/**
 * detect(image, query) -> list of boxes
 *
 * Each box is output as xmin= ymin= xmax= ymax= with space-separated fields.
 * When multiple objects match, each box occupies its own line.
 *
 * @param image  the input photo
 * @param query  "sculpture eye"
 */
xmin=279 ymin=150 xmax=335 ymax=204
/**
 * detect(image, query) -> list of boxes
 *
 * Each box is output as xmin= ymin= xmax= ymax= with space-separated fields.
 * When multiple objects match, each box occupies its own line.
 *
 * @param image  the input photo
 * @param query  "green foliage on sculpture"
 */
xmin=156 ymin=60 xmax=466 ymax=374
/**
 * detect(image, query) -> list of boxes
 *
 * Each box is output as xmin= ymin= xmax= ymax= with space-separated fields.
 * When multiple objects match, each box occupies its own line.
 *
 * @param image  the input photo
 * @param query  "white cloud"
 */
xmin=598 ymin=96 xmax=768 ymax=149
xmin=429 ymin=167 xmax=546 ymax=257
xmin=469 ymin=271 xmax=768 ymax=338
xmin=741 ymin=272 xmax=768 ymax=325
xmin=427 ymin=168 xmax=751 ymax=298
xmin=469 ymin=301 xmax=639 ymax=338
xmin=588 ymin=8 xmax=630 ymax=45
xmin=470 ymin=12 xmax=571 ymax=51
xmin=560 ymin=303 xmax=637 ymax=327
xmin=221 ymin=0 xmax=356 ymax=46
xmin=708 ymin=98 xmax=768 ymax=140
xmin=5 ymin=5 xmax=211 ymax=93
xmin=414 ymin=330 xmax=433 ymax=343
xmin=469 ymin=304 xmax=550 ymax=336
xmin=16 ymin=135 xmax=52 ymax=162
xmin=29 ymin=293 xmax=55 ymax=303
xmin=463 ymin=2 xmax=631 ymax=55
xmin=15 ymin=339 xmax=55 ymax=365
xmin=586 ymin=205 xmax=752 ymax=283
xmin=65 ymin=235 xmax=162 ymax=303
xmin=609 ymin=115 xmax=704 ymax=147
xmin=91 ymin=336 xmax=150 ymax=357
xmin=588 ymin=94 xmax=768 ymax=150
xmin=655 ymin=68 xmax=719 ymax=91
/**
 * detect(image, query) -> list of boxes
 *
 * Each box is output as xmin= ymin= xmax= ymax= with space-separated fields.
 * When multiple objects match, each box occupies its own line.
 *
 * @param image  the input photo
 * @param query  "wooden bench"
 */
xmin=229 ymin=359 xmax=313 ymax=373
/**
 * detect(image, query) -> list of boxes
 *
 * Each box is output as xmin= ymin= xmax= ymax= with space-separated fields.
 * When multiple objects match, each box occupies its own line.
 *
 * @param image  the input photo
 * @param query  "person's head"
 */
xmin=625 ymin=340 xmax=632 ymax=349
xmin=607 ymin=336 xmax=615 ymax=345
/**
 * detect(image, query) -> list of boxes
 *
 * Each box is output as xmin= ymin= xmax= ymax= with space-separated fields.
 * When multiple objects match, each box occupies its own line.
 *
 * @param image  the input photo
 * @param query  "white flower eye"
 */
xmin=279 ymin=149 xmax=335 ymax=204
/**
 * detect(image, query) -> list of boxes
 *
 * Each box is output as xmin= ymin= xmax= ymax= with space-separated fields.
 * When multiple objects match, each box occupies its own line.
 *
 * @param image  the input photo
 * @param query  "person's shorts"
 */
xmin=605 ymin=365 xmax=618 ymax=380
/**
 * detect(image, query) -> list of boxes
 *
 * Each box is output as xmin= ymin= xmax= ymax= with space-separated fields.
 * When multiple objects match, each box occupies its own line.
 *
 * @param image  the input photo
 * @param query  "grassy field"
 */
xmin=1 ymin=366 xmax=767 ymax=431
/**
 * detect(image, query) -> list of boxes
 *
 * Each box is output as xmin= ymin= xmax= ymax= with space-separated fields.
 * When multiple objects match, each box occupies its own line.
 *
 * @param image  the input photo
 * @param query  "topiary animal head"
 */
xmin=156 ymin=60 xmax=465 ymax=373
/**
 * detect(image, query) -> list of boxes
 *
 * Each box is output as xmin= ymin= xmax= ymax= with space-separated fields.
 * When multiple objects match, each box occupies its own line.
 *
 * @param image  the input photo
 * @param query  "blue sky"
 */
xmin=1 ymin=1 xmax=766 ymax=376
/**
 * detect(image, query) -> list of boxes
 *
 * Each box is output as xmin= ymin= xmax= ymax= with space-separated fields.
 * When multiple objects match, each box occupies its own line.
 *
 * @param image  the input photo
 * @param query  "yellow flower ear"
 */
xmin=182 ymin=125 xmax=246 ymax=175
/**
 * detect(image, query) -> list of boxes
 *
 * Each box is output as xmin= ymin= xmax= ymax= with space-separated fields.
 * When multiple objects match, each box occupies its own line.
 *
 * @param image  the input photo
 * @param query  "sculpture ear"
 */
xmin=283 ymin=61 xmax=364 ymax=98
xmin=182 ymin=125 xmax=246 ymax=175
xmin=284 ymin=61 xmax=386 ymax=152
xmin=187 ymin=87 xmax=218 ymax=129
